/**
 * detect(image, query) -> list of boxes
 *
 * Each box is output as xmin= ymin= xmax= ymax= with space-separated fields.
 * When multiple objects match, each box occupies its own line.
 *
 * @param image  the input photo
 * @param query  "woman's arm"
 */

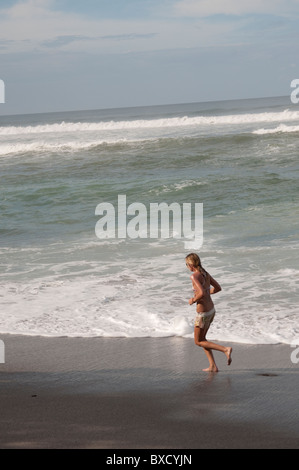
xmin=209 ymin=275 xmax=222 ymax=295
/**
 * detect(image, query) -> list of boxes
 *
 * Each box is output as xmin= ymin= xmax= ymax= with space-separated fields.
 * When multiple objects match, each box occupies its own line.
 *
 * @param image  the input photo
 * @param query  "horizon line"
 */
xmin=0 ymin=94 xmax=290 ymax=119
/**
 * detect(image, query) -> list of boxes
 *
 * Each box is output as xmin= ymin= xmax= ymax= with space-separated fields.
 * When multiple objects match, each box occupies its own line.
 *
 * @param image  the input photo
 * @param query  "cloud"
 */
xmin=100 ymin=33 xmax=157 ymax=41
xmin=1 ymin=0 xmax=296 ymax=59
xmin=41 ymin=33 xmax=157 ymax=49
xmin=0 ymin=0 xmax=158 ymax=52
xmin=42 ymin=35 xmax=92 ymax=48
xmin=173 ymin=0 xmax=299 ymax=17
xmin=0 ymin=0 xmax=231 ymax=55
xmin=1 ymin=0 xmax=296 ymax=114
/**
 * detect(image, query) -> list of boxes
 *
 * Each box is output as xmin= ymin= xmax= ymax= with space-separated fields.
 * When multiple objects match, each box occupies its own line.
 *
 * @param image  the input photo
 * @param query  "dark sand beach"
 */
xmin=0 ymin=334 xmax=298 ymax=449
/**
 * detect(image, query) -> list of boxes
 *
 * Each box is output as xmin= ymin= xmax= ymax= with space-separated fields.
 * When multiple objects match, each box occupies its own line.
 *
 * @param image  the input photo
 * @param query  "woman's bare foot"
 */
xmin=202 ymin=366 xmax=219 ymax=372
xmin=225 ymin=347 xmax=233 ymax=366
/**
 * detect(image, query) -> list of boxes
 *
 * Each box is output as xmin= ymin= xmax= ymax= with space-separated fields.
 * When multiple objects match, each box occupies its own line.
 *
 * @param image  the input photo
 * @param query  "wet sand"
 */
xmin=0 ymin=334 xmax=298 ymax=449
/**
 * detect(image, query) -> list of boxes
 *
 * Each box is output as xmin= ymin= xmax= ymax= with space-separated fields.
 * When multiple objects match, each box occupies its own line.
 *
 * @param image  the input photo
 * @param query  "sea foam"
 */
xmin=1 ymin=109 xmax=299 ymax=136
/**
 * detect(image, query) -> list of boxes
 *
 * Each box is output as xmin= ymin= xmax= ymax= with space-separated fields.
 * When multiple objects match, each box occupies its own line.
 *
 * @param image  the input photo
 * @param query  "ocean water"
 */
xmin=0 ymin=96 xmax=298 ymax=344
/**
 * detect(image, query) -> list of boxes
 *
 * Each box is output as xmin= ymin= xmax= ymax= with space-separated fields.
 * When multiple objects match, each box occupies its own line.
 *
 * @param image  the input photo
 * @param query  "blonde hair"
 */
xmin=185 ymin=253 xmax=206 ymax=274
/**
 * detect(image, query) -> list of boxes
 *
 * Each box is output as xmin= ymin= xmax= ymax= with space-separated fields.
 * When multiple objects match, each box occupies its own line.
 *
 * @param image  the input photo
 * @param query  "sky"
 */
xmin=0 ymin=0 xmax=299 ymax=115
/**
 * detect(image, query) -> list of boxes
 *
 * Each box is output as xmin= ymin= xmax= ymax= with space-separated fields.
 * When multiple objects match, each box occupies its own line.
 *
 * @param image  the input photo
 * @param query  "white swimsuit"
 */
xmin=194 ymin=307 xmax=216 ymax=329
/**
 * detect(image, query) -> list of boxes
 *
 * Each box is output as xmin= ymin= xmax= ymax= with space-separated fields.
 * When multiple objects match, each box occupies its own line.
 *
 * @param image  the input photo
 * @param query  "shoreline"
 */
xmin=0 ymin=334 xmax=298 ymax=449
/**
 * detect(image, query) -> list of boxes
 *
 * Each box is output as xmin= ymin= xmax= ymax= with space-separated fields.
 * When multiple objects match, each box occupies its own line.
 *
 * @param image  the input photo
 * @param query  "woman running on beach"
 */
xmin=185 ymin=253 xmax=232 ymax=372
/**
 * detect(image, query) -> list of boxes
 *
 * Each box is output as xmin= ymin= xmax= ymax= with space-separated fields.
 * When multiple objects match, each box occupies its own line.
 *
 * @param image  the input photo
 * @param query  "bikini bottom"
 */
xmin=194 ymin=307 xmax=215 ymax=329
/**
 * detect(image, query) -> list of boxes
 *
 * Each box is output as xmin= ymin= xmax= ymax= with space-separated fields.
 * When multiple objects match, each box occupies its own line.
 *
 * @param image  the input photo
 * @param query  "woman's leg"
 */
xmin=194 ymin=326 xmax=232 ymax=371
xmin=194 ymin=326 xmax=218 ymax=372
